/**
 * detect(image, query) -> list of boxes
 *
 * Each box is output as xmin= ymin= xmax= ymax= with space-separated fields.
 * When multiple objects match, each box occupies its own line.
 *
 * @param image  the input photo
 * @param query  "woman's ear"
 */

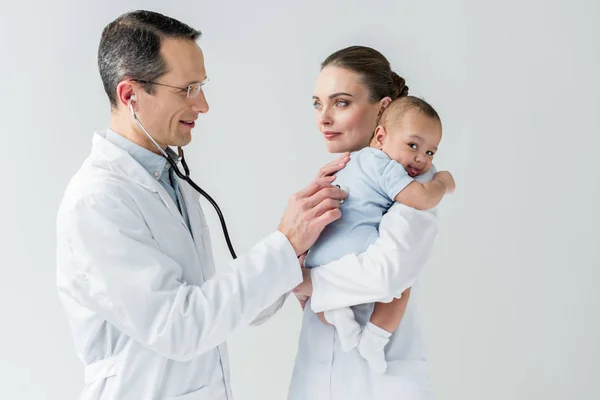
xmin=377 ymin=97 xmax=393 ymax=117
xmin=372 ymin=125 xmax=387 ymax=149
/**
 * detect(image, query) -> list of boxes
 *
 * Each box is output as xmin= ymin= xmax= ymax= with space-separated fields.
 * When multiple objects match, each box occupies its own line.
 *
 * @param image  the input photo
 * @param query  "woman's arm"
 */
xmin=308 ymin=202 xmax=438 ymax=313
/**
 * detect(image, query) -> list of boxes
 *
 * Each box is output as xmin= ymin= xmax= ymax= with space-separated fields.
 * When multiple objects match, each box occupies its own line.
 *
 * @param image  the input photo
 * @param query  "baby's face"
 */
xmin=378 ymin=109 xmax=442 ymax=177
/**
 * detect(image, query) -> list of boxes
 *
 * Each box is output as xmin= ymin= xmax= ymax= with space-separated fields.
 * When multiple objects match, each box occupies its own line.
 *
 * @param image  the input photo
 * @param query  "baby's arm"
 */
xmin=395 ymin=170 xmax=455 ymax=210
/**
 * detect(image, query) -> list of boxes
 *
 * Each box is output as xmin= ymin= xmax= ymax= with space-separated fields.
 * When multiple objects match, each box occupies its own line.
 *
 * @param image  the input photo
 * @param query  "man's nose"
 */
xmin=191 ymin=89 xmax=209 ymax=114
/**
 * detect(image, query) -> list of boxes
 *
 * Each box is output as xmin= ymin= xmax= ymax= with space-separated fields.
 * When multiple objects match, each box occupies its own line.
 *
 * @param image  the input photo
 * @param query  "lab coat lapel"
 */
xmin=177 ymin=179 xmax=215 ymax=281
xmin=91 ymin=132 xmax=187 ymax=228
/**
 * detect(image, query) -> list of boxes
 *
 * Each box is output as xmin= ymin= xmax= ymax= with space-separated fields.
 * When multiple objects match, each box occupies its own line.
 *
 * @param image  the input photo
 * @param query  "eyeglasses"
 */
xmin=133 ymin=78 xmax=208 ymax=99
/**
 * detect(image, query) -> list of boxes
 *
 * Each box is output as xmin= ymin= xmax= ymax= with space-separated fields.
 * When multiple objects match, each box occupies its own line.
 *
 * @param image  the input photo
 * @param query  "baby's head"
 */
xmin=371 ymin=96 xmax=442 ymax=177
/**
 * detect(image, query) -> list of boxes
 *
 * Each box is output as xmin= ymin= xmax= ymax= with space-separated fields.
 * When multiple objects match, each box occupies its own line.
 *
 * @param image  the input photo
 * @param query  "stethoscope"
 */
xmin=129 ymin=96 xmax=237 ymax=259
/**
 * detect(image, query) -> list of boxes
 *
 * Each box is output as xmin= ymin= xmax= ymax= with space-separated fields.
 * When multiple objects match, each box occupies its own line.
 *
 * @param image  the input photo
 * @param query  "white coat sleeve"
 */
xmin=58 ymin=192 xmax=301 ymax=362
xmin=248 ymin=292 xmax=290 ymax=326
xmin=309 ymin=203 xmax=438 ymax=313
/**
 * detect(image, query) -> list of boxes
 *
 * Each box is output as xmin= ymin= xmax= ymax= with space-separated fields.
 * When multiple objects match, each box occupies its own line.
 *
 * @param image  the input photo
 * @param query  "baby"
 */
xmin=303 ymin=96 xmax=455 ymax=373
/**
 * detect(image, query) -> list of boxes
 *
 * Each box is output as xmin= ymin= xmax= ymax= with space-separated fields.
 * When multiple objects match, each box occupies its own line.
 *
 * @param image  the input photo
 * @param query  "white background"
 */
xmin=1 ymin=0 xmax=598 ymax=399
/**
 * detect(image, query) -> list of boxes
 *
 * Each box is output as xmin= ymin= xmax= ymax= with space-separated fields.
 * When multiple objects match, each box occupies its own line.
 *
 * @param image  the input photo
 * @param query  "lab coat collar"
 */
xmin=91 ymin=131 xmax=187 ymax=227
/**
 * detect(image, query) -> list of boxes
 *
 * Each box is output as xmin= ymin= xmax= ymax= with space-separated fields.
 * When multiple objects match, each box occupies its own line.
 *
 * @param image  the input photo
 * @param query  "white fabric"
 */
xmin=254 ymin=203 xmax=438 ymax=399
xmin=323 ymin=307 xmax=362 ymax=351
xmin=310 ymin=204 xmax=438 ymax=312
xmin=357 ymin=321 xmax=392 ymax=374
xmin=56 ymin=131 xmax=301 ymax=399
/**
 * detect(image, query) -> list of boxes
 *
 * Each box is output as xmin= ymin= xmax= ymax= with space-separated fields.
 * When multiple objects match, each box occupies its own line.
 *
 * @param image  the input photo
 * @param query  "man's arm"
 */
xmin=249 ymin=292 xmax=291 ymax=326
xmin=57 ymin=192 xmax=302 ymax=362
xmin=308 ymin=203 xmax=439 ymax=313
xmin=249 ymin=253 xmax=309 ymax=325
xmin=59 ymin=173 xmax=346 ymax=361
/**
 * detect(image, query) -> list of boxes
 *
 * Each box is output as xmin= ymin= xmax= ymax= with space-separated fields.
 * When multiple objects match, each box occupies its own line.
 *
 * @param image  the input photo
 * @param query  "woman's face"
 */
xmin=313 ymin=66 xmax=388 ymax=153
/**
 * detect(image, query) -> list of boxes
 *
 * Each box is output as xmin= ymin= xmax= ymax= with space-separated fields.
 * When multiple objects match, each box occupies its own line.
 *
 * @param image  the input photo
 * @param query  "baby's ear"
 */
xmin=373 ymin=126 xmax=387 ymax=148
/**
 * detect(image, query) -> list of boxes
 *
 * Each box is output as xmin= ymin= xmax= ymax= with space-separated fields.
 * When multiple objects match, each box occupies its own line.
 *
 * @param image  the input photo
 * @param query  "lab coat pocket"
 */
xmin=166 ymin=386 xmax=211 ymax=400
xmin=372 ymin=360 xmax=434 ymax=400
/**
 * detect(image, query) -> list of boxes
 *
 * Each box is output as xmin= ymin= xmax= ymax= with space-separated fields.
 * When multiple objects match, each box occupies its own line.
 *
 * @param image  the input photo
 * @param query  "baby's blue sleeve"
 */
xmin=379 ymin=159 xmax=414 ymax=201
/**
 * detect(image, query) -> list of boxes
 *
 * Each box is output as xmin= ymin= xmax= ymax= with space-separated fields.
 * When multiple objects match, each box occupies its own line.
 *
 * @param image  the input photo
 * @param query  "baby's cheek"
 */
xmin=395 ymin=150 xmax=413 ymax=165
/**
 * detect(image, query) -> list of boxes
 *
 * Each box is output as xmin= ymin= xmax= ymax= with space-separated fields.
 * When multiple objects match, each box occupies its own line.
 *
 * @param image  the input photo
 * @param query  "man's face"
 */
xmin=133 ymin=38 xmax=209 ymax=149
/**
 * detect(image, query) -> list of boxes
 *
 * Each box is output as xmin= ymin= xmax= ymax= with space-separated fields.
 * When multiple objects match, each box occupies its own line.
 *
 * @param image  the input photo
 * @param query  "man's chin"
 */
xmin=173 ymin=132 xmax=193 ymax=148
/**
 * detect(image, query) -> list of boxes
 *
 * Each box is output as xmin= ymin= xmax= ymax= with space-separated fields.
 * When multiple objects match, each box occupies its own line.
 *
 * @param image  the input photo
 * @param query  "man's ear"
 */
xmin=117 ymin=80 xmax=137 ymax=108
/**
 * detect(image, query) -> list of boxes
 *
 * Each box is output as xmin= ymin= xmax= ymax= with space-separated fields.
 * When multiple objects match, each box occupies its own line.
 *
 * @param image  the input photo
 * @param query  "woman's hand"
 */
xmin=295 ymin=293 xmax=309 ymax=310
xmin=294 ymin=253 xmax=310 ymax=310
xmin=292 ymin=268 xmax=313 ymax=297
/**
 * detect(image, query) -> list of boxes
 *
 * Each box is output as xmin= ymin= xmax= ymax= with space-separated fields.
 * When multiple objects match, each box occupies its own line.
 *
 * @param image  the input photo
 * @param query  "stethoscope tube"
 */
xmin=129 ymin=101 xmax=238 ymax=259
xmin=166 ymin=150 xmax=238 ymax=259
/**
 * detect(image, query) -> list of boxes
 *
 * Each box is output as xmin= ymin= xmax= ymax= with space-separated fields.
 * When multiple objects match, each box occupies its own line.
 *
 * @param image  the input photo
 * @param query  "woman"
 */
xmin=297 ymin=45 xmax=441 ymax=400
xmin=254 ymin=46 xmax=439 ymax=399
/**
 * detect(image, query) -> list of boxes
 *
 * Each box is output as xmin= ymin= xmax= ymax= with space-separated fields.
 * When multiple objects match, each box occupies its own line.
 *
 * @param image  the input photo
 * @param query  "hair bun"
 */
xmin=391 ymin=72 xmax=409 ymax=99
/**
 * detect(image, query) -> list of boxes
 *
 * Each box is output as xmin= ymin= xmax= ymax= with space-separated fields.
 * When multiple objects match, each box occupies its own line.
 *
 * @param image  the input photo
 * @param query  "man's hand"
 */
xmin=278 ymin=155 xmax=350 ymax=256
xmin=433 ymin=171 xmax=456 ymax=194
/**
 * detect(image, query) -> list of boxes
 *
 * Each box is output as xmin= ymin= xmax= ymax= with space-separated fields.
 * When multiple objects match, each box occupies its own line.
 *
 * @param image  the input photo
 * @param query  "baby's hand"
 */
xmin=434 ymin=171 xmax=456 ymax=194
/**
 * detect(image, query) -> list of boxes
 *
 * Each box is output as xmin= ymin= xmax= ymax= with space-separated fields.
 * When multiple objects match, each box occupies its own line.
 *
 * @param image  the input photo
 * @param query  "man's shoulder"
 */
xmin=59 ymin=154 xmax=135 ymax=215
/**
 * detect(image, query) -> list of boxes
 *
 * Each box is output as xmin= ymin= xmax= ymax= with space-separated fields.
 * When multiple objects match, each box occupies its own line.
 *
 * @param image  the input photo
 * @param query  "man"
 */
xmin=56 ymin=10 xmax=347 ymax=400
